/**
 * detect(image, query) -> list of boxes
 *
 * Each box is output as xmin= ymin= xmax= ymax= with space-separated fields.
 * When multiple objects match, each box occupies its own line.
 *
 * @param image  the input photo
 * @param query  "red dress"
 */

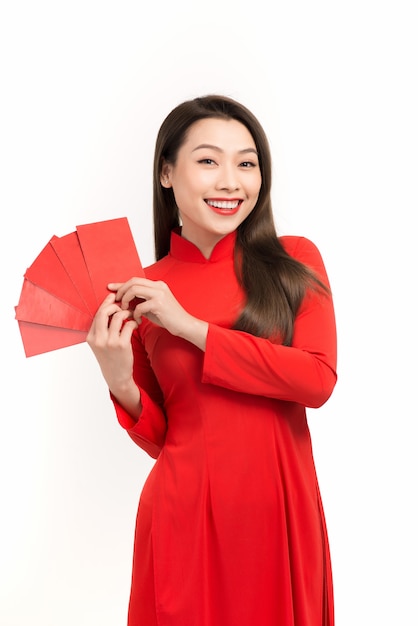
xmin=113 ymin=230 xmax=337 ymax=626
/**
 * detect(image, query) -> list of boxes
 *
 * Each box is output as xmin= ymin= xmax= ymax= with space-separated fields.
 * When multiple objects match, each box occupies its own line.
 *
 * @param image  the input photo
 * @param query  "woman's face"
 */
xmin=161 ymin=117 xmax=262 ymax=258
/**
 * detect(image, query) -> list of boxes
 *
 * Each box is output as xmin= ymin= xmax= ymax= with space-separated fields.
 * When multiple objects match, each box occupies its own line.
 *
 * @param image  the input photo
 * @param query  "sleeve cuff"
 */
xmin=110 ymin=388 xmax=167 ymax=459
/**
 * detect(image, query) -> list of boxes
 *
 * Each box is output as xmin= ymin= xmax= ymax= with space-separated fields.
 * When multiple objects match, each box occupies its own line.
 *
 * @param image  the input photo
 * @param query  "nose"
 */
xmin=215 ymin=165 xmax=240 ymax=192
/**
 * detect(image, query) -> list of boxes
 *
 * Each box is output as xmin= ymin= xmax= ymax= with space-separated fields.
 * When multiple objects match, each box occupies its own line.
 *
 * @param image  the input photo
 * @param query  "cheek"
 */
xmin=173 ymin=171 xmax=208 ymax=197
xmin=254 ymin=174 xmax=262 ymax=194
xmin=245 ymin=172 xmax=262 ymax=197
xmin=249 ymin=180 xmax=262 ymax=203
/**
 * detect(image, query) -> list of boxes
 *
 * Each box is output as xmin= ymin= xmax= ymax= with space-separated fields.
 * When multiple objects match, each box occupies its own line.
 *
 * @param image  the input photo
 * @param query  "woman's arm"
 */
xmin=202 ymin=238 xmax=337 ymax=408
xmin=86 ymin=293 xmax=143 ymax=418
xmin=86 ymin=292 xmax=167 ymax=457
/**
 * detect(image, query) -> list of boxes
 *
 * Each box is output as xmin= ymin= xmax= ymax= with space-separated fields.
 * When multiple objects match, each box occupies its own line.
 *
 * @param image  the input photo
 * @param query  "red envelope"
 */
xmin=17 ymin=320 xmax=88 ymax=358
xmin=50 ymin=232 xmax=98 ymax=316
xmin=76 ymin=217 xmax=145 ymax=305
xmin=15 ymin=279 xmax=92 ymax=330
xmin=15 ymin=217 xmax=145 ymax=357
xmin=24 ymin=239 xmax=88 ymax=313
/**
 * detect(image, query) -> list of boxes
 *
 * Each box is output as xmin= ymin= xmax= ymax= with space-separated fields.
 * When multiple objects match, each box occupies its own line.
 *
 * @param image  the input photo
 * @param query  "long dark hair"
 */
xmin=153 ymin=94 xmax=328 ymax=345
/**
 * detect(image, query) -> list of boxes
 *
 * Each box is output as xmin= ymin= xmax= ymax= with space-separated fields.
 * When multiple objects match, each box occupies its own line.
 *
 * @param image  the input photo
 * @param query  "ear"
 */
xmin=160 ymin=161 xmax=172 ymax=188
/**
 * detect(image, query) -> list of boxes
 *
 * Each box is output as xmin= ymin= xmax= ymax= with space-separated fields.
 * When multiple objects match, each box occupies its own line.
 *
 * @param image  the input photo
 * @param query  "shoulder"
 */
xmin=279 ymin=234 xmax=319 ymax=255
xmin=279 ymin=235 xmax=329 ymax=280
xmin=143 ymin=254 xmax=175 ymax=280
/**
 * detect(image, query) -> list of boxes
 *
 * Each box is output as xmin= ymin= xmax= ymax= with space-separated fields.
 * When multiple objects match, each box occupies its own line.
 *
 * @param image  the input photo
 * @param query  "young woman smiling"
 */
xmin=87 ymin=94 xmax=337 ymax=626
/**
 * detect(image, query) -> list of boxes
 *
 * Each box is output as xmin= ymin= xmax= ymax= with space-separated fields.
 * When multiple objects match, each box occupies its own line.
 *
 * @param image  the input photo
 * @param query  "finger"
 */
xmin=116 ymin=286 xmax=150 ymax=311
xmin=108 ymin=278 xmax=152 ymax=291
xmin=94 ymin=301 xmax=123 ymax=328
xmin=89 ymin=297 xmax=122 ymax=338
xmin=119 ymin=319 xmax=139 ymax=342
xmin=107 ymin=309 xmax=134 ymax=335
xmin=107 ymin=282 xmax=123 ymax=293
xmin=139 ymin=311 xmax=162 ymax=328
xmin=97 ymin=292 xmax=117 ymax=309
xmin=132 ymin=298 xmax=164 ymax=326
xmin=108 ymin=278 xmax=149 ymax=301
xmin=108 ymin=278 xmax=159 ymax=307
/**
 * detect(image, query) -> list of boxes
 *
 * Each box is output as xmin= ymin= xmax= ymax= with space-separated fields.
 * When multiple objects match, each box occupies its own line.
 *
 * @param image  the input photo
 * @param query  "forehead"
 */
xmin=183 ymin=117 xmax=256 ymax=150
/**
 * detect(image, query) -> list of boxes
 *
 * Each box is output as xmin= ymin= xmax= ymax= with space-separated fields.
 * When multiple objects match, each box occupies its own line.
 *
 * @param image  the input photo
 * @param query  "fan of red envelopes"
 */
xmin=15 ymin=217 xmax=145 ymax=357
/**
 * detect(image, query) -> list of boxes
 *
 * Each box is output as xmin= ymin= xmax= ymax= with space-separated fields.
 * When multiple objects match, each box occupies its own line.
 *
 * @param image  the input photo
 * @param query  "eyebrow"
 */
xmin=192 ymin=143 xmax=258 ymax=156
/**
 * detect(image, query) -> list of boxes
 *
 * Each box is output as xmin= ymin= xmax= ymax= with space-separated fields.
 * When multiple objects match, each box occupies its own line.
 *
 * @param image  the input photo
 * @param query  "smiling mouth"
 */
xmin=205 ymin=200 xmax=242 ymax=210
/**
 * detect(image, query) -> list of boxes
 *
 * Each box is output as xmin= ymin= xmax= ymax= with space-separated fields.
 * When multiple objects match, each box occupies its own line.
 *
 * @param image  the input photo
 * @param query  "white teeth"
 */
xmin=207 ymin=200 xmax=239 ymax=209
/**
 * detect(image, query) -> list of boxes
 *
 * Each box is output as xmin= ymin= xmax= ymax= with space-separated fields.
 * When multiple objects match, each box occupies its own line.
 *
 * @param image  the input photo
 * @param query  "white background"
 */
xmin=1 ymin=1 xmax=417 ymax=624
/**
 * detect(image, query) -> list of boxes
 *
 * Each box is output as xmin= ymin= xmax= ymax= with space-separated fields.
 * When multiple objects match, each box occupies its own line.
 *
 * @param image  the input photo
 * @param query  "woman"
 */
xmin=87 ymin=94 xmax=338 ymax=626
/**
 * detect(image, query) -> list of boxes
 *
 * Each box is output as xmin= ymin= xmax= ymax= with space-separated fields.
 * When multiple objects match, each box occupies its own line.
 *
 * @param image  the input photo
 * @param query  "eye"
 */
xmin=198 ymin=158 xmax=217 ymax=165
xmin=240 ymin=160 xmax=258 ymax=168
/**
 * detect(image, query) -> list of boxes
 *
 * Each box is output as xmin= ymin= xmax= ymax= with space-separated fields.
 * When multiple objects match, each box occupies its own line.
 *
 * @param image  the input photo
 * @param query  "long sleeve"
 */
xmin=112 ymin=325 xmax=167 ymax=458
xmin=201 ymin=237 xmax=337 ymax=408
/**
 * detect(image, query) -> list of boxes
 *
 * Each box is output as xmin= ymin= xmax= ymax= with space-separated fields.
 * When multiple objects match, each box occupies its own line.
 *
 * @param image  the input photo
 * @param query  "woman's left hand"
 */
xmin=108 ymin=278 xmax=209 ymax=350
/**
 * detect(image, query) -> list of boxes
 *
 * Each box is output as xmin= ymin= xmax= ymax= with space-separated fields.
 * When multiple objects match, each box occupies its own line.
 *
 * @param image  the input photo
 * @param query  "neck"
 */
xmin=180 ymin=229 xmax=228 ymax=260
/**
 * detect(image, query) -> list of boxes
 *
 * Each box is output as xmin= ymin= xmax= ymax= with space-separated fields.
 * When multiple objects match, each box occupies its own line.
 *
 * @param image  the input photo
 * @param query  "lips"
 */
xmin=205 ymin=199 xmax=242 ymax=215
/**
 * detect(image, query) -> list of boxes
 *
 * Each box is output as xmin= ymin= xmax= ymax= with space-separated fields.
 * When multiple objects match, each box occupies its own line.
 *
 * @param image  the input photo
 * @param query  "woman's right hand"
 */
xmin=86 ymin=293 xmax=142 ymax=418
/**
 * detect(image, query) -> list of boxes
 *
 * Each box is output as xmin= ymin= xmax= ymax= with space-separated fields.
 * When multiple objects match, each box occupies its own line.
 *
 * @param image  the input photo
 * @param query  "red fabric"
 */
xmin=112 ymin=231 xmax=337 ymax=626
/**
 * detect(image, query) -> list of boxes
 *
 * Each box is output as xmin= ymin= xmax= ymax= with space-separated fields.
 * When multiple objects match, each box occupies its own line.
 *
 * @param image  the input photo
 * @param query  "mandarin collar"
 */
xmin=169 ymin=228 xmax=236 ymax=263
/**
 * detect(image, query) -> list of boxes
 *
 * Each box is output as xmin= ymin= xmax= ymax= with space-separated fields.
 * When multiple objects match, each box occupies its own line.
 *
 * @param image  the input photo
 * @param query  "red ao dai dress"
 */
xmin=112 ymin=229 xmax=337 ymax=626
